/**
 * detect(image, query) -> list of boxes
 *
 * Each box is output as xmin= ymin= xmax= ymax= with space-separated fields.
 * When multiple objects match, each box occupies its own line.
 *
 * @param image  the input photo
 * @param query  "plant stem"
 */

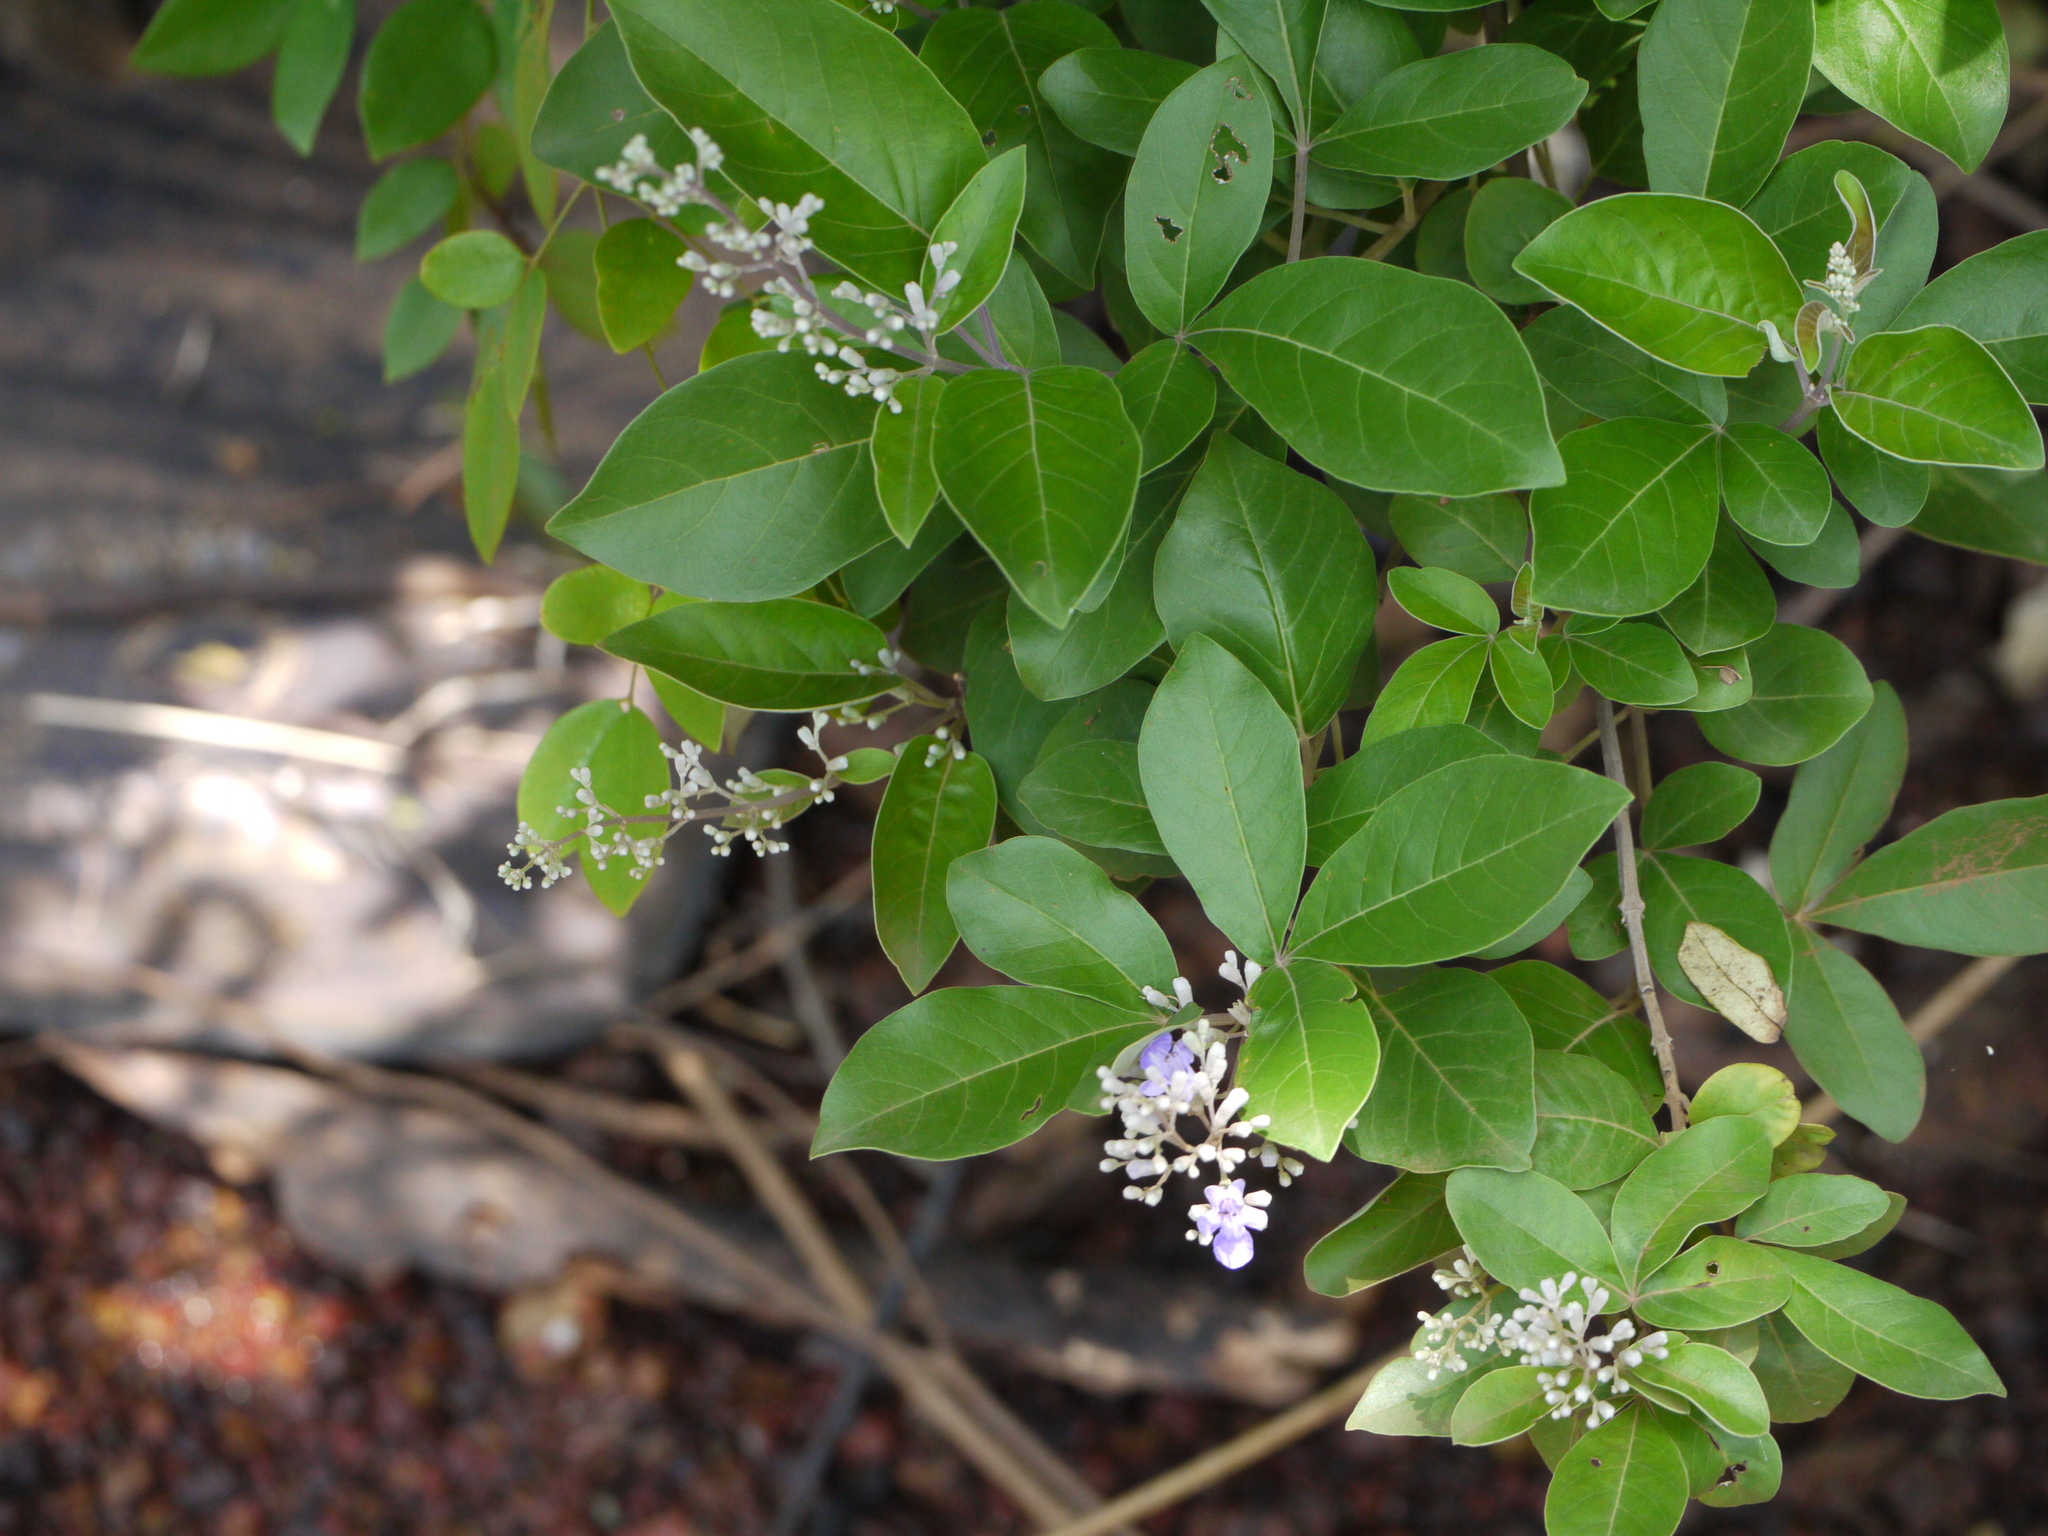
xmin=1363 ymin=181 xmax=1440 ymax=261
xmin=1595 ymin=695 xmax=1688 ymax=1130
xmin=1288 ymin=140 xmax=1311 ymax=263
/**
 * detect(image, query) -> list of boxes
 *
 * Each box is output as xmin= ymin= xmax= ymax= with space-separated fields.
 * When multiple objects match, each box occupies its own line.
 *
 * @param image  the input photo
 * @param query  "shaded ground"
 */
xmin=1 ymin=17 xmax=2047 ymax=1536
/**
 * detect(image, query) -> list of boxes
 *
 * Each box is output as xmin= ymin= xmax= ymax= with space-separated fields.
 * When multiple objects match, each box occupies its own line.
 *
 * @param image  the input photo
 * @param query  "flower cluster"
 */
xmin=1412 ymin=1249 xmax=1506 ymax=1380
xmin=499 ymin=710 xmax=871 ymax=889
xmin=1813 ymin=240 xmax=1871 ymax=316
xmin=597 ymin=131 xmax=976 ymax=414
xmin=594 ymin=127 xmax=723 ymax=217
xmin=1097 ymin=953 xmax=1301 ymax=1270
xmin=1498 ymin=1273 xmax=1670 ymax=1426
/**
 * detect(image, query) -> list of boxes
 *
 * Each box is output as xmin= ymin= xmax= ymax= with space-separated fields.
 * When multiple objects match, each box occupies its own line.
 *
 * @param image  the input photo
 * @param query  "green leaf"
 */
xmin=1804 ymin=1189 xmax=1907 ymax=1259
xmin=272 ymin=0 xmax=354 ymax=155
xmin=1316 ymin=45 xmax=1587 ymax=182
xmin=1696 ymin=1426 xmax=1782 ymax=1507
xmin=1450 ymin=1367 xmax=1553 ymax=1447
xmin=1137 ymin=634 xmax=1304 ymax=963
xmin=1346 ymin=1355 xmax=1488 ymax=1437
xmin=841 ymin=503 xmax=962 ymax=619
xmin=1628 ymin=1344 xmax=1771 ymax=1437
xmin=1745 ymin=140 xmax=1937 ymax=335
xmin=1116 ymin=343 xmax=1218 ymax=475
xmin=613 ymin=0 xmax=984 ymax=292
xmin=1544 ymin=1404 xmax=1690 ymax=1536
xmin=1690 ymin=1062 xmax=1801 ymax=1144
xmin=1154 ymin=436 xmax=1377 ymax=732
xmin=1657 ymin=522 xmax=1771 ymax=661
xmin=1489 ymin=632 xmax=1560 ymax=731
xmin=604 ymin=599 xmax=898 ymax=710
xmin=1737 ymin=1172 xmax=1891 ymax=1248
xmin=1610 ymin=1117 xmax=1774 ymax=1286
xmin=1239 ymin=963 xmax=1380 ymax=1160
xmin=382 ymin=277 xmax=462 ymax=383
xmin=1741 ymin=499 xmax=1860 ymax=590
xmin=133 ymin=0 xmax=294 ymax=75
xmin=924 ymin=148 xmax=1028 ymax=334
xmin=1008 ymin=477 xmax=1179 ymax=703
xmin=871 ymin=374 xmax=946 ymax=547
xmin=1389 ymin=493 xmax=1529 ymax=584
xmin=1295 ymin=756 xmax=1631 ymax=965
xmin=813 ymin=985 xmax=1156 ymax=1158
xmin=1359 ymin=636 xmax=1490 ymax=746
xmin=550 ymin=352 xmax=889 ymax=599
xmin=1752 ymin=1308 xmax=1855 ymax=1421
xmin=1568 ymin=623 xmax=1700 ymax=707
xmin=1633 ymin=1236 xmax=1792 ymax=1330
xmin=420 ymin=230 xmax=524 ymax=310
xmin=1812 ymin=793 xmax=2048 ymax=954
xmin=1892 ymin=229 xmax=2048 ymax=406
xmin=1566 ymin=851 xmax=1627 ymax=962
xmin=919 ymin=2 xmax=1121 ymax=288
xmin=1305 ymin=723 xmax=1503 ymax=865
xmin=1639 ymin=853 xmax=1792 ymax=1022
xmin=1492 ymin=959 xmax=1663 ymax=1110
xmin=357 ymin=159 xmax=461 ymax=262
xmin=1530 ymin=419 xmax=1720 ymax=617
xmin=1020 ymin=741 xmax=1166 ymax=857
xmin=1812 ymin=0 xmax=2007 ymax=171
xmin=1514 ymin=194 xmax=1804 ymax=377
xmin=1642 ymin=762 xmax=1762 ymax=850
xmin=1833 ymin=326 xmax=2043 ymax=471
xmin=1531 ymin=1051 xmax=1660 ymax=1191
xmin=1200 ymin=0 xmax=1327 ymax=136
xmin=1818 ymin=410 xmax=1930 ymax=526
xmin=462 ymin=353 xmax=520 ymax=563
xmin=947 ymin=836 xmax=1177 ymax=1006
xmin=934 ymin=365 xmax=1141 ymax=629
xmin=1188 ymin=258 xmax=1565 ymax=496
xmin=592 ymin=218 xmax=691 ymax=353
xmin=1039 ymin=47 xmax=1199 ymax=155
xmin=647 ymin=670 xmax=728 ymax=751
xmin=1123 ymin=60 xmax=1275 ymax=334
xmin=1525 ymin=306 xmax=1729 ymax=427
xmin=1913 ymin=465 xmax=2048 ymax=563
xmin=1463 ymin=177 xmax=1574 ymax=307
xmin=532 ymin=20 xmax=692 ymax=184
xmin=1638 ymin=0 xmax=1814 ymax=207
xmin=541 ymin=564 xmax=651 ymax=645
xmin=1786 ymin=929 xmax=1926 ymax=1141
xmin=1719 ymin=423 xmax=1833 ymax=546
xmin=359 ymin=0 xmax=496 ymax=159
xmin=1389 ymin=567 xmax=1498 ymax=638
xmin=1304 ymin=1172 xmax=1460 ymax=1296
xmin=1770 ymin=679 xmax=1904 ymax=911
xmin=870 ymin=741 xmax=997 ymax=993
xmin=516 ymin=700 xmax=669 ymax=914
xmin=1348 ymin=970 xmax=1537 ymax=1173
xmin=1699 ymin=623 xmax=1873 ymax=766
xmin=1778 ymin=1249 xmax=2005 ymax=1399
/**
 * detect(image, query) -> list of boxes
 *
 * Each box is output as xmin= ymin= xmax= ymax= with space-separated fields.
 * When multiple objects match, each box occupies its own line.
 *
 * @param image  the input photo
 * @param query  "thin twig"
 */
xmin=1595 ymin=696 xmax=1688 ymax=1130
xmin=1363 ymin=181 xmax=1439 ymax=261
xmin=1805 ymin=954 xmax=2023 ymax=1126
xmin=445 ymin=1060 xmax=738 ymax=1147
xmin=1287 ymin=140 xmax=1311 ymax=263
xmin=1033 ymin=1354 xmax=1397 ymax=1536
xmin=1627 ymin=707 xmax=1654 ymax=806
xmin=771 ymin=1164 xmax=963 ymax=1536
xmin=642 ymin=863 xmax=871 ymax=1014
xmin=766 ymin=853 xmax=846 ymax=1068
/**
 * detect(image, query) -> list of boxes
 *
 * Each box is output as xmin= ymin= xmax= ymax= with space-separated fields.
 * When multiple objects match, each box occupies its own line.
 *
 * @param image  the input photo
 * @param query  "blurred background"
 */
xmin=1 ymin=1 xmax=2047 ymax=1532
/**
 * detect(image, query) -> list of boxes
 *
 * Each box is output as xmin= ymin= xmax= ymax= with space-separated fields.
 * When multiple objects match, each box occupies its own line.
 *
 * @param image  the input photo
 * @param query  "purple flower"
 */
xmin=1190 ymin=1179 xmax=1270 ymax=1270
xmin=1136 ymin=1030 xmax=1196 ymax=1096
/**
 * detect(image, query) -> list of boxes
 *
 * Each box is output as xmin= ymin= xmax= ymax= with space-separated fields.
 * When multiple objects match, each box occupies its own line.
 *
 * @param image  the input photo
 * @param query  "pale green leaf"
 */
xmin=1609 ymin=1116 xmax=1774 ymax=1285
xmin=1778 ymin=1249 xmax=2005 ymax=1399
xmin=873 ymin=741 xmax=997 ymax=992
xmin=1530 ymin=419 xmax=1720 ymax=617
xmin=550 ymin=351 xmax=891 ymax=601
xmin=813 ymin=985 xmax=1157 ymax=1157
xmin=1137 ymin=634 xmax=1305 ymax=963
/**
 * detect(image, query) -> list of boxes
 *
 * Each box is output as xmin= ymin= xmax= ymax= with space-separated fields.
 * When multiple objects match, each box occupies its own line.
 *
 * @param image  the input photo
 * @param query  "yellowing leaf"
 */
xmin=1678 ymin=921 xmax=1786 ymax=1042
